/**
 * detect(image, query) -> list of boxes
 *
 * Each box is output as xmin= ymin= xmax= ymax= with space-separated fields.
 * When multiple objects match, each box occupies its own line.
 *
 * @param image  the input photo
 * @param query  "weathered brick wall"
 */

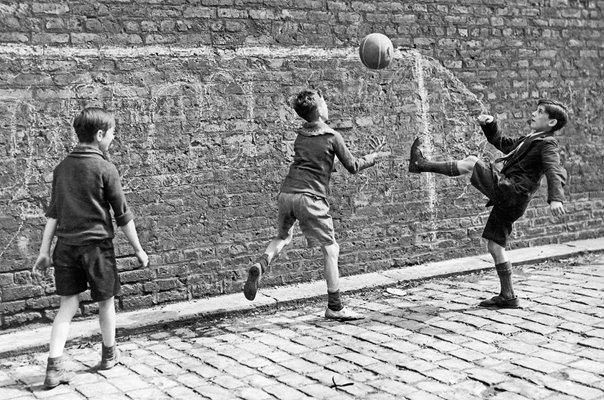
xmin=1 ymin=0 xmax=602 ymax=328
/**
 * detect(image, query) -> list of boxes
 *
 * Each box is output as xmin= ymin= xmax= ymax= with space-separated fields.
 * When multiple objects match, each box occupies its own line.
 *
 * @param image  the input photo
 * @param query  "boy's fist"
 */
xmin=32 ymin=254 xmax=51 ymax=285
xmin=477 ymin=114 xmax=494 ymax=125
xmin=136 ymin=249 xmax=149 ymax=267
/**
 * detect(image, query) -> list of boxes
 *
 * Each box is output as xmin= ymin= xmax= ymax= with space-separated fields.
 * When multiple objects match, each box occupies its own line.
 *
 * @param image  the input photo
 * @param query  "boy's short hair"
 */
xmin=73 ymin=107 xmax=115 ymax=143
xmin=538 ymin=99 xmax=569 ymax=132
xmin=293 ymin=89 xmax=321 ymax=122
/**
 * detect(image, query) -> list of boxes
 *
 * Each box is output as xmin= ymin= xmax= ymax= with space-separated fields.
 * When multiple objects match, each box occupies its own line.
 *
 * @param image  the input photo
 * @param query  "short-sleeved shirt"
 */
xmin=279 ymin=121 xmax=374 ymax=199
xmin=46 ymin=144 xmax=133 ymax=245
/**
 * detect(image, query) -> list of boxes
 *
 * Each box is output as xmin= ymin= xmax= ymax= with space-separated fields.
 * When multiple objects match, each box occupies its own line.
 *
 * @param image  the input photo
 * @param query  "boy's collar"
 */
xmin=528 ymin=130 xmax=554 ymax=137
xmin=302 ymin=120 xmax=329 ymax=130
xmin=72 ymin=143 xmax=106 ymax=158
xmin=298 ymin=120 xmax=336 ymax=137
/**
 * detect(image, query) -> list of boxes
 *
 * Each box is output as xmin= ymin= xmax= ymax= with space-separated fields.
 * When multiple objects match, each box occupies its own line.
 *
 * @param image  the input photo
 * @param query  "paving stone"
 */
xmin=495 ymin=379 xmax=555 ymax=399
xmin=569 ymin=359 xmax=604 ymax=374
xmin=465 ymin=367 xmax=510 ymax=385
xmin=543 ymin=379 xmax=603 ymax=400
xmin=263 ymin=383 xmax=313 ymax=400
xmin=511 ymin=357 xmax=566 ymax=374
xmin=298 ymin=383 xmax=354 ymax=400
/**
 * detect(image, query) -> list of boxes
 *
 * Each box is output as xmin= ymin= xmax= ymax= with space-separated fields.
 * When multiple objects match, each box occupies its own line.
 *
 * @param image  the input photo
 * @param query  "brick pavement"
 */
xmin=1 ymin=254 xmax=603 ymax=400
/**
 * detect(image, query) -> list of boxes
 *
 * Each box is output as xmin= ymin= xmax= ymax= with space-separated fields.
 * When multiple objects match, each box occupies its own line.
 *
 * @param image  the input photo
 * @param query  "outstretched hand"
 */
xmin=369 ymin=136 xmax=387 ymax=153
xmin=369 ymin=136 xmax=391 ymax=160
xmin=32 ymin=253 xmax=52 ymax=286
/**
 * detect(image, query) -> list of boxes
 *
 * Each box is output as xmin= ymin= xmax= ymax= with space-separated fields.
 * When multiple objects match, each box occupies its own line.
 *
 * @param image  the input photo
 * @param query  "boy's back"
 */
xmin=281 ymin=121 xmax=375 ymax=199
xmin=48 ymin=144 xmax=132 ymax=245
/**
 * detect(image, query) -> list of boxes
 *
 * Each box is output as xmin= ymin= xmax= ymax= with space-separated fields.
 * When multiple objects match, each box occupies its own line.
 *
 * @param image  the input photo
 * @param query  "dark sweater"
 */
xmin=280 ymin=121 xmax=376 ymax=198
xmin=46 ymin=144 xmax=133 ymax=245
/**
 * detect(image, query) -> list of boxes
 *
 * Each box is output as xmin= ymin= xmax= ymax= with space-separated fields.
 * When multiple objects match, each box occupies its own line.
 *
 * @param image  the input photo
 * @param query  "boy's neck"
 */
xmin=303 ymin=118 xmax=327 ymax=128
xmin=78 ymin=141 xmax=101 ymax=149
xmin=530 ymin=129 xmax=554 ymax=136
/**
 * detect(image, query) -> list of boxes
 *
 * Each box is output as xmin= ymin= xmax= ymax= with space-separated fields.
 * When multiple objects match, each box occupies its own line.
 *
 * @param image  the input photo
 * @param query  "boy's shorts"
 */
xmin=52 ymin=239 xmax=120 ymax=301
xmin=276 ymin=192 xmax=336 ymax=247
xmin=471 ymin=160 xmax=530 ymax=247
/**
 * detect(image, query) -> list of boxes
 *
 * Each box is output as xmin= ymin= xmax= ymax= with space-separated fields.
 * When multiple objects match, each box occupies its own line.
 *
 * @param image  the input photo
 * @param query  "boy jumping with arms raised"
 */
xmin=33 ymin=108 xmax=149 ymax=389
xmin=409 ymin=99 xmax=568 ymax=308
xmin=244 ymin=89 xmax=389 ymax=320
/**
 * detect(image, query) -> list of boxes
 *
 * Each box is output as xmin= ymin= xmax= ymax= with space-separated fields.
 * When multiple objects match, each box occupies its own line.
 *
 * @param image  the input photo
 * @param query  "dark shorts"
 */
xmin=53 ymin=239 xmax=120 ymax=301
xmin=276 ymin=192 xmax=336 ymax=247
xmin=471 ymin=160 xmax=530 ymax=247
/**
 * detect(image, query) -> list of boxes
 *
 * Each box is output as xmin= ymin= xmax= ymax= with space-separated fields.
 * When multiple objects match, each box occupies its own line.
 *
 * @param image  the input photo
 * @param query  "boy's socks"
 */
xmin=409 ymin=137 xmax=461 ymax=176
xmin=419 ymin=160 xmax=461 ymax=176
xmin=327 ymin=290 xmax=343 ymax=312
xmin=44 ymin=356 xmax=71 ymax=389
xmin=98 ymin=344 xmax=120 ymax=370
xmin=257 ymin=253 xmax=269 ymax=274
xmin=495 ymin=261 xmax=515 ymax=299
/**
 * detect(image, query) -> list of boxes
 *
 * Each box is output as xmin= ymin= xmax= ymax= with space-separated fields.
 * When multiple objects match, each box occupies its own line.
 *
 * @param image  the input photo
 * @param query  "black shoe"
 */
xmin=479 ymin=295 xmax=519 ymax=309
xmin=409 ymin=137 xmax=424 ymax=173
xmin=243 ymin=264 xmax=261 ymax=301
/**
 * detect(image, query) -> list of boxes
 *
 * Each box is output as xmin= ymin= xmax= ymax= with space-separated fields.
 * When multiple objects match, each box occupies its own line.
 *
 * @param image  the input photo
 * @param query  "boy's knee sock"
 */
xmin=495 ymin=261 xmax=515 ymax=298
xmin=256 ymin=254 xmax=269 ymax=274
xmin=47 ymin=356 xmax=63 ymax=369
xmin=327 ymin=290 xmax=343 ymax=311
xmin=102 ymin=344 xmax=116 ymax=360
xmin=419 ymin=160 xmax=461 ymax=176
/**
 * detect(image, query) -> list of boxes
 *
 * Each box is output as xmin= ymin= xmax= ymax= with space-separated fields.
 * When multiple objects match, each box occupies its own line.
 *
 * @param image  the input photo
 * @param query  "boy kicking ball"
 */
xmin=409 ymin=99 xmax=569 ymax=308
xmin=244 ymin=89 xmax=390 ymax=320
xmin=33 ymin=108 xmax=149 ymax=389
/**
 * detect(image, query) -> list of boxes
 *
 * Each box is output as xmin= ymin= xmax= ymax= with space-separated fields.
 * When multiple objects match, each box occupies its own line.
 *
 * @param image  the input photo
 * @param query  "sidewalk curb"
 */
xmin=1 ymin=237 xmax=603 ymax=358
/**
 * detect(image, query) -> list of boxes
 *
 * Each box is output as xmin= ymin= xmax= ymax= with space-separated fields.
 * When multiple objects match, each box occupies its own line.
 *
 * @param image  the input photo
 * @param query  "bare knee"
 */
xmin=98 ymin=297 xmax=115 ymax=311
xmin=58 ymin=295 xmax=80 ymax=317
xmin=458 ymin=156 xmax=479 ymax=174
xmin=322 ymin=242 xmax=340 ymax=257
xmin=487 ymin=240 xmax=506 ymax=261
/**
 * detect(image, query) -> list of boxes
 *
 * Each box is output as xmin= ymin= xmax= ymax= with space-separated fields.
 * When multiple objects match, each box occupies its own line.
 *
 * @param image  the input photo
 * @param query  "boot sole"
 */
xmin=243 ymin=267 xmax=260 ymax=301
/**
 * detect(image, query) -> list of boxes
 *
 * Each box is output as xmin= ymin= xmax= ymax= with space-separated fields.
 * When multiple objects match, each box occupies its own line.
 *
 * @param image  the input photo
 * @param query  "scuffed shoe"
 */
xmin=98 ymin=345 xmax=120 ymax=370
xmin=479 ymin=295 xmax=519 ymax=309
xmin=44 ymin=356 xmax=72 ymax=389
xmin=408 ymin=137 xmax=425 ymax=173
xmin=325 ymin=307 xmax=364 ymax=321
xmin=243 ymin=264 xmax=261 ymax=301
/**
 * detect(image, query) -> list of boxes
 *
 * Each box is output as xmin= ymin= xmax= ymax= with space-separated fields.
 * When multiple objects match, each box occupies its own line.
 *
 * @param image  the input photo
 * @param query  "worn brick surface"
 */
xmin=1 ymin=0 xmax=603 ymax=328
xmin=1 ymin=259 xmax=603 ymax=399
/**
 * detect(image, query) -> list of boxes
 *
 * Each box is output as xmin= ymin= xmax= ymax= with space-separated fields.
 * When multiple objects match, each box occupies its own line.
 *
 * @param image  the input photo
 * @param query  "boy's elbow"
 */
xmin=115 ymin=212 xmax=134 ymax=227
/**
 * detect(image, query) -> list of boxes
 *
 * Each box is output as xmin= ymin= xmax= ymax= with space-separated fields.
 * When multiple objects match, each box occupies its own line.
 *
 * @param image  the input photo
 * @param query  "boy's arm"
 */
xmin=333 ymin=133 xmax=389 ymax=174
xmin=32 ymin=217 xmax=57 ymax=280
xmin=120 ymin=220 xmax=149 ymax=267
xmin=105 ymin=165 xmax=148 ymax=266
xmin=541 ymin=139 xmax=567 ymax=216
xmin=105 ymin=164 xmax=134 ymax=227
xmin=477 ymin=115 xmax=518 ymax=154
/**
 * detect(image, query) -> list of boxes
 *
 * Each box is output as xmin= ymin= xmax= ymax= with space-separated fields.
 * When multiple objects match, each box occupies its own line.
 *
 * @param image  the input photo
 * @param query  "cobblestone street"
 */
xmin=2 ymin=254 xmax=603 ymax=400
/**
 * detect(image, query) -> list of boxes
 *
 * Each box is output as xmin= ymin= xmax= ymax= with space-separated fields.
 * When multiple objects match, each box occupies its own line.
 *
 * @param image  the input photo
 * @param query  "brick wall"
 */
xmin=1 ymin=0 xmax=603 ymax=328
